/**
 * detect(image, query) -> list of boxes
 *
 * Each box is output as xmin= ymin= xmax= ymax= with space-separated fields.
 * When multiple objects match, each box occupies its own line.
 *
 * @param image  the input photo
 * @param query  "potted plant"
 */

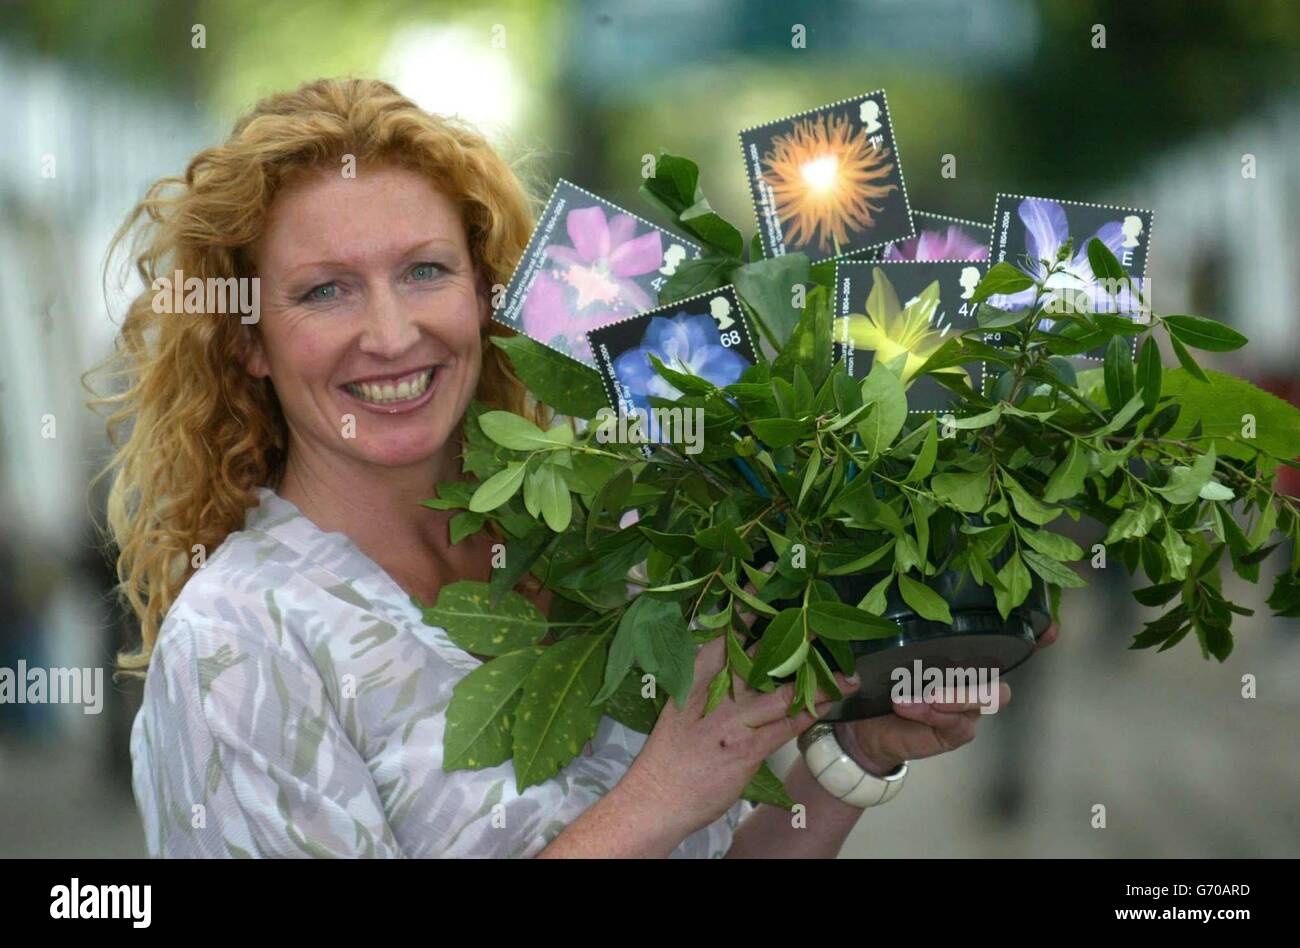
xmin=418 ymin=152 xmax=1300 ymax=806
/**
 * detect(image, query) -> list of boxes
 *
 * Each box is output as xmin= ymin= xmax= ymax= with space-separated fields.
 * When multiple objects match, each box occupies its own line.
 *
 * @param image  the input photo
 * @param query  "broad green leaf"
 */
xmin=806 ymin=601 xmax=898 ymax=640
xmin=1087 ymin=236 xmax=1125 ymax=282
xmin=478 ymin=410 xmax=562 ymax=451
xmin=1020 ymin=527 xmax=1084 ymax=561
xmin=620 ymin=596 xmax=695 ymax=709
xmin=513 ymin=635 xmax=608 ymax=790
xmin=1043 ymin=440 xmax=1089 ymax=503
xmin=443 ymin=646 xmax=544 ymax=771
xmin=748 ymin=608 xmax=803 ymax=684
xmin=994 ymin=553 xmax=1032 ymax=619
xmin=1003 ymin=476 xmax=1062 ymax=525
xmin=536 ymin=463 xmax=573 ymax=532
xmin=732 ymin=254 xmax=811 ymax=347
xmin=1022 ymin=549 xmax=1087 ymax=588
xmin=856 ymin=361 xmax=908 ymax=455
xmin=1151 ymin=444 xmax=1217 ymax=505
xmin=897 ymin=573 xmax=953 ymax=624
xmin=951 ymin=405 xmax=1003 ymax=429
xmin=489 ymin=335 xmax=608 ymax=419
xmin=1164 ymin=314 xmax=1248 ymax=352
xmin=1161 ymin=368 xmax=1300 ymax=474
xmin=859 ymin=574 xmax=893 ymax=615
xmin=421 ymin=581 xmax=548 ymax=655
xmin=468 ymin=461 xmax=528 ymax=512
xmin=904 ymin=420 xmax=938 ymax=483
xmin=972 ymin=262 xmax=1034 ymax=303
xmin=741 ymin=761 xmax=796 ymax=809
xmin=932 ymin=467 xmax=991 ymax=513
xmin=602 ymin=670 xmax=663 ymax=734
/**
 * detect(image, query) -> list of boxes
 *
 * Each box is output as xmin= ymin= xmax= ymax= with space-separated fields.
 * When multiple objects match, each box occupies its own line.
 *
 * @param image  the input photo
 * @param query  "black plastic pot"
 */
xmin=747 ymin=556 xmax=1052 ymax=721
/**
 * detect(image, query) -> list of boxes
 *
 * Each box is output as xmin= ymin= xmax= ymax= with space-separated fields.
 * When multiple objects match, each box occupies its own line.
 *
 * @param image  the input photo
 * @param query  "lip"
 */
xmin=338 ymin=366 xmax=441 ymax=415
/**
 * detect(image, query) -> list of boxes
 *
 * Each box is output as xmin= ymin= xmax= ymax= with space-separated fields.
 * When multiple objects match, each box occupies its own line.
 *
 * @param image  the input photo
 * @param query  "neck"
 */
xmin=276 ymin=430 xmax=473 ymax=596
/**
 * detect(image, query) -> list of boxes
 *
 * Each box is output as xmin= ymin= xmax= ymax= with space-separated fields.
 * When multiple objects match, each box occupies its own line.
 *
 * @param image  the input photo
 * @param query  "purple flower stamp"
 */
xmin=986 ymin=194 xmax=1153 ymax=363
xmin=884 ymin=211 xmax=990 ymax=263
xmin=494 ymin=180 xmax=702 ymax=366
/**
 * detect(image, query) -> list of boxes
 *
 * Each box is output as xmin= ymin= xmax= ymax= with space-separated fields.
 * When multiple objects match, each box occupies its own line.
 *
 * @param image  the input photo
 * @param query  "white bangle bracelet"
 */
xmin=797 ymin=722 xmax=908 ymax=808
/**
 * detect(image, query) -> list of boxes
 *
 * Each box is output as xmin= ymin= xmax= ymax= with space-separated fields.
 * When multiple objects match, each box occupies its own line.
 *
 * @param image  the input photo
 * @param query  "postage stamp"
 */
xmin=833 ymin=260 xmax=987 ymax=414
xmin=740 ymin=90 xmax=913 ymax=263
xmin=493 ymin=179 xmax=702 ymax=366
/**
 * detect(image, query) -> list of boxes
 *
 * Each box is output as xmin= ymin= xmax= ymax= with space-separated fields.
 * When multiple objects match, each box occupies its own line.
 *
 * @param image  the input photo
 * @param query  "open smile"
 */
xmin=339 ymin=365 xmax=440 ymax=414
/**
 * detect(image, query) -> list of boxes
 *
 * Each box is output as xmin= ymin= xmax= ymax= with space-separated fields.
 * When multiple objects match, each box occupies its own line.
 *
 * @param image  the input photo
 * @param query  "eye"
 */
xmin=410 ymin=261 xmax=446 ymax=281
xmin=301 ymin=282 xmax=338 ymax=303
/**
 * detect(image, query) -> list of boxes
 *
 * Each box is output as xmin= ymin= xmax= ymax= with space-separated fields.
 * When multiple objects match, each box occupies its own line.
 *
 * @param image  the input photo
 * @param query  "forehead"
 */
xmin=256 ymin=163 xmax=467 ymax=268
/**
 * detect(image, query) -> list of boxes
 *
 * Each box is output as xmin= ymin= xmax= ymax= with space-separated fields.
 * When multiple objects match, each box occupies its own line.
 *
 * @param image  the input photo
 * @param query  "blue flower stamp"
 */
xmin=586 ymin=285 xmax=758 ymax=457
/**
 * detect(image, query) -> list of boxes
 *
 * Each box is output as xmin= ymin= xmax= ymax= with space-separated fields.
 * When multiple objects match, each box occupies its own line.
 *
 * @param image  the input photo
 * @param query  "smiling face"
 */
xmin=246 ymin=163 xmax=490 ymax=482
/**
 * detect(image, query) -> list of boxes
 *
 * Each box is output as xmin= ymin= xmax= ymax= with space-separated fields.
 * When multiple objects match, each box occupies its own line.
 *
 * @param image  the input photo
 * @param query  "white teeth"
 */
xmin=345 ymin=368 xmax=435 ymax=405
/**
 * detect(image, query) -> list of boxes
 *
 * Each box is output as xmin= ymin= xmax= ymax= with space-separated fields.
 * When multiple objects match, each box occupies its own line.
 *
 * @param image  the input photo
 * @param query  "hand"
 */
xmin=839 ymin=622 xmax=1060 ymax=775
xmin=620 ymin=633 xmax=859 ymax=840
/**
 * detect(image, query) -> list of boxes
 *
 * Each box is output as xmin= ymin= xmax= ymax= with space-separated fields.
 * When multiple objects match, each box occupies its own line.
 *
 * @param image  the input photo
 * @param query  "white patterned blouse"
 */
xmin=130 ymin=487 xmax=753 ymax=857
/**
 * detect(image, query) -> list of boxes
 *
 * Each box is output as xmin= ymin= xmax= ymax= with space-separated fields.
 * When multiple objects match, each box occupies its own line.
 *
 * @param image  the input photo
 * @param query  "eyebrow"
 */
xmin=278 ymin=237 xmax=464 ymax=279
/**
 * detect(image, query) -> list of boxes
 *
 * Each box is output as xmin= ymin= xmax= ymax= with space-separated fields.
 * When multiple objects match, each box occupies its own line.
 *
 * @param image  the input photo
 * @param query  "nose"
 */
xmin=357 ymin=284 xmax=420 ymax=359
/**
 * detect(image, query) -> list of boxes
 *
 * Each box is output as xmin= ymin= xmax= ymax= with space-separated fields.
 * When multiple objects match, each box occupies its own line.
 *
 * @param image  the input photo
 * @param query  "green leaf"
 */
xmin=659 ymin=255 xmax=736 ymax=304
xmin=897 ymin=573 xmax=953 ymax=624
xmin=488 ymin=335 xmax=607 ymax=419
xmin=1021 ymin=549 xmax=1087 ymax=588
xmin=821 ymin=540 xmax=896 ymax=576
xmin=1087 ymin=236 xmax=1125 ymax=282
xmin=1132 ymin=582 xmax=1182 ymax=607
xmin=1137 ymin=336 xmax=1162 ymax=414
xmin=1103 ymin=335 xmax=1136 ymax=410
xmin=1104 ymin=500 xmax=1161 ymax=544
xmin=994 ymin=553 xmax=1032 ymax=619
xmin=741 ymin=761 xmax=795 ymax=809
xmin=680 ymin=199 xmax=744 ymax=258
xmin=975 ymin=304 xmax=1028 ymax=330
xmin=1043 ymin=440 xmax=1089 ymax=503
xmin=855 ymin=360 xmax=908 ymax=455
xmin=1164 ymin=314 xmax=1248 ymax=352
xmin=512 ymin=635 xmax=609 ymax=790
xmin=478 ymin=410 xmax=562 ymax=451
xmin=972 ymin=262 xmax=1034 ymax=303
xmin=624 ymin=596 xmax=696 ymax=710
xmin=602 ymin=670 xmax=663 ymax=734
xmin=421 ymin=581 xmax=548 ymax=655
xmin=535 ymin=463 xmax=573 ymax=532
xmin=1003 ymin=476 xmax=1062 ymax=525
xmin=449 ymin=511 xmax=487 ymax=545
xmin=1168 ymin=333 xmax=1208 ymax=382
xmin=806 ymin=601 xmax=898 ymax=640
xmin=859 ymin=574 xmax=893 ymax=615
xmin=951 ymin=405 xmax=1003 ymax=429
xmin=1161 ymin=528 xmax=1194 ymax=581
xmin=1151 ymin=444 xmax=1217 ymax=505
xmin=904 ymin=419 xmax=938 ymax=483
xmin=732 ymin=254 xmax=811 ymax=348
xmin=749 ymin=416 xmax=811 ymax=449
xmin=1161 ymin=368 xmax=1300 ymax=474
xmin=931 ymin=467 xmax=991 ymax=513
xmin=748 ymin=608 xmax=804 ymax=684
xmin=443 ymin=647 xmax=544 ymax=771
xmin=1020 ymin=527 xmax=1084 ymax=561
xmin=468 ymin=461 xmax=528 ymax=512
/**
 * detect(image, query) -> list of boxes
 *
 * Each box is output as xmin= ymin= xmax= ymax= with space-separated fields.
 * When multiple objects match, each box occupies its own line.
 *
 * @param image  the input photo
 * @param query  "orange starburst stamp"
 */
xmin=741 ymin=90 xmax=913 ymax=262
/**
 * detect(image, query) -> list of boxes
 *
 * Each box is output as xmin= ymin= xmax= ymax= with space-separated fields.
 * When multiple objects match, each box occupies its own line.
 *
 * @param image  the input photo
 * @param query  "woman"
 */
xmin=98 ymin=78 xmax=1048 ymax=858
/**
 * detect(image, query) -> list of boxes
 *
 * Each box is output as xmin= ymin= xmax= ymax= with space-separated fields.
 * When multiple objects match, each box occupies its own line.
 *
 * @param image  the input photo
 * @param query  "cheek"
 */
xmin=263 ymin=317 xmax=349 ymax=389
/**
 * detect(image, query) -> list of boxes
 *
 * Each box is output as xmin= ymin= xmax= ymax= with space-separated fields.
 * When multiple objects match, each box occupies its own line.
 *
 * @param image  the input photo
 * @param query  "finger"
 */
xmin=691 ymin=635 xmax=727 ymax=692
xmin=752 ymin=699 xmax=836 ymax=749
xmin=739 ymin=671 xmax=857 ymax=727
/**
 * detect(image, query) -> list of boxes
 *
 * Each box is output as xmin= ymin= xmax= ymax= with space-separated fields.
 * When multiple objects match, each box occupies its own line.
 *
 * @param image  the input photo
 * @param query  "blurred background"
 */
xmin=0 ymin=0 xmax=1296 ymax=857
